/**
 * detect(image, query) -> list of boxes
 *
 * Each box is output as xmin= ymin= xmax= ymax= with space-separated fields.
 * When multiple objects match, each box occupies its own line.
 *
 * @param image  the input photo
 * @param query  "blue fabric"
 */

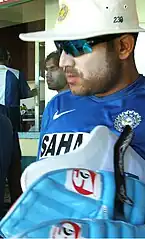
xmin=5 ymin=70 xmax=20 ymax=106
xmin=0 ymin=66 xmax=30 ymax=130
xmin=1 ymin=169 xmax=145 ymax=238
xmin=38 ymin=75 xmax=145 ymax=161
xmin=0 ymin=66 xmax=30 ymax=107
xmin=5 ymin=70 xmax=30 ymax=106
xmin=9 ymin=219 xmax=145 ymax=238
xmin=19 ymin=71 xmax=30 ymax=100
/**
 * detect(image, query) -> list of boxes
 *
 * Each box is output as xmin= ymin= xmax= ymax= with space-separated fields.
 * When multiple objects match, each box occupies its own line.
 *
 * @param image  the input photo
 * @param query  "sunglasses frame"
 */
xmin=55 ymin=34 xmax=124 ymax=57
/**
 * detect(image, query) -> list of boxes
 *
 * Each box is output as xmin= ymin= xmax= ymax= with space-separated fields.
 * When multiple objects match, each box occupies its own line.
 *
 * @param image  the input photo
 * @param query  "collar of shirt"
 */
xmin=0 ymin=65 xmax=7 ymax=70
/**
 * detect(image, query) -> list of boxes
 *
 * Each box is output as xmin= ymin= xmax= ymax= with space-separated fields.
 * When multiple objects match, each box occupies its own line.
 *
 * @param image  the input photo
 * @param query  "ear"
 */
xmin=115 ymin=34 xmax=135 ymax=60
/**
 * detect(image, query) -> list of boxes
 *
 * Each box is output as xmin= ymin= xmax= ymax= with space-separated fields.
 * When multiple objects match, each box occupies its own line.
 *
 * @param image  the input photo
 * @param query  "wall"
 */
xmin=0 ymin=19 xmax=44 ymax=80
xmin=135 ymin=0 xmax=145 ymax=76
xmin=0 ymin=0 xmax=45 ymax=28
xmin=136 ymin=0 xmax=145 ymax=27
xmin=135 ymin=33 xmax=145 ymax=76
xmin=22 ymin=0 xmax=45 ymax=23
xmin=0 ymin=23 xmax=27 ymax=70
xmin=19 ymin=134 xmax=39 ymax=171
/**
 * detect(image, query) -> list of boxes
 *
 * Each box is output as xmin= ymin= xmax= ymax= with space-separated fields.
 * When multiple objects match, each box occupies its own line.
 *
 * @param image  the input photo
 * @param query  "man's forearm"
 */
xmin=27 ymin=88 xmax=38 ymax=98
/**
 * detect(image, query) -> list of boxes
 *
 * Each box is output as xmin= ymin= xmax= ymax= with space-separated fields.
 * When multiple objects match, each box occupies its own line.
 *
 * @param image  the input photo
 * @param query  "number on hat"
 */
xmin=113 ymin=16 xmax=124 ymax=23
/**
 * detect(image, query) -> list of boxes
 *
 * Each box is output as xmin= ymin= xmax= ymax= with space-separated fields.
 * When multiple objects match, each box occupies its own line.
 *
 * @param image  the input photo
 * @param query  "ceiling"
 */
xmin=136 ymin=0 xmax=145 ymax=25
xmin=0 ymin=0 xmax=45 ymax=28
xmin=0 ymin=0 xmax=144 ymax=29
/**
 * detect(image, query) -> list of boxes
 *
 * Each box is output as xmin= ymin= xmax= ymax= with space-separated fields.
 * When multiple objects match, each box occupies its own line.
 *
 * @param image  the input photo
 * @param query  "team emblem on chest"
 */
xmin=114 ymin=110 xmax=141 ymax=132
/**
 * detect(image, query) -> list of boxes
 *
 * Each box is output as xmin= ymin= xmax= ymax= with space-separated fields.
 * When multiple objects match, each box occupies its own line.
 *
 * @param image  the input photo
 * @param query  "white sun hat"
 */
xmin=19 ymin=0 xmax=145 ymax=42
xmin=21 ymin=125 xmax=145 ymax=192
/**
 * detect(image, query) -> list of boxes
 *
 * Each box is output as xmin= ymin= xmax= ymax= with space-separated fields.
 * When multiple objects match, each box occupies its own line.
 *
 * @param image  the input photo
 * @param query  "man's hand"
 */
xmin=31 ymin=88 xmax=38 ymax=97
xmin=28 ymin=88 xmax=38 ymax=98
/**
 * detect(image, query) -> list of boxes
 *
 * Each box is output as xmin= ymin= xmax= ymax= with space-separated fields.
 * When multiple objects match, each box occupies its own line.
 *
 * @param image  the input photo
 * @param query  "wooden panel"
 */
xmin=0 ymin=19 xmax=44 ymax=80
xmin=0 ymin=0 xmax=33 ymax=8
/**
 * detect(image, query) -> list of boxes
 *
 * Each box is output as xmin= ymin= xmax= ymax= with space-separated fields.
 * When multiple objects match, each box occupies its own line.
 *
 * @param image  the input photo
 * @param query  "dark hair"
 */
xmin=0 ymin=47 xmax=9 ymax=62
xmin=106 ymin=33 xmax=138 ymax=52
xmin=132 ymin=33 xmax=138 ymax=43
xmin=45 ymin=51 xmax=61 ymax=66
xmin=131 ymin=33 xmax=138 ymax=50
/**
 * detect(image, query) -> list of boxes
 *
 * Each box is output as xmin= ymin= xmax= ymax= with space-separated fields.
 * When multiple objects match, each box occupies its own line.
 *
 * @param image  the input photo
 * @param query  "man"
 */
xmin=0 ymin=112 xmax=13 ymax=218
xmin=0 ymin=47 xmax=37 ymax=205
xmin=0 ymin=48 xmax=37 ymax=131
xmin=45 ymin=51 xmax=68 ymax=92
xmin=20 ymin=0 xmax=145 ymax=162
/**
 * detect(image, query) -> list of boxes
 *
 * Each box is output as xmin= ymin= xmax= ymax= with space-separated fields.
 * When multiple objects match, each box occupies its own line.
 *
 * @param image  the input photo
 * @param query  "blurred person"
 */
xmin=45 ymin=51 xmax=68 ymax=92
xmin=0 ymin=47 xmax=37 ymax=204
xmin=0 ymin=111 xmax=13 ymax=218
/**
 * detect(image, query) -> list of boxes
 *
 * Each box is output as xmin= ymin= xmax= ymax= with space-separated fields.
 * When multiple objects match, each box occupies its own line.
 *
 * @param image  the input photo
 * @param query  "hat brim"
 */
xmin=19 ymin=27 xmax=145 ymax=42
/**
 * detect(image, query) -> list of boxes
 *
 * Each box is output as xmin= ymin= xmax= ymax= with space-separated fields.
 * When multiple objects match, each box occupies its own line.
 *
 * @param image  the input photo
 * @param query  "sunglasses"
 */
xmin=55 ymin=34 xmax=123 ymax=57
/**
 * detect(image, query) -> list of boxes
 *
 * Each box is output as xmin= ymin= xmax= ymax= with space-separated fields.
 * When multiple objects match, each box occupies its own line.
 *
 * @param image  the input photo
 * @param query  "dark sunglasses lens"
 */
xmin=55 ymin=41 xmax=80 ymax=56
xmin=64 ymin=41 xmax=80 ymax=56
xmin=55 ymin=34 xmax=122 ymax=57
xmin=54 ymin=41 xmax=63 ymax=54
xmin=55 ymin=40 xmax=92 ymax=57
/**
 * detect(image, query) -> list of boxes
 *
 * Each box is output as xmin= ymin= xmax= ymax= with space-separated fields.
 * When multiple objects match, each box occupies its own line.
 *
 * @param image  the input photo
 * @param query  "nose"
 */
xmin=59 ymin=51 xmax=75 ymax=70
xmin=46 ymin=70 xmax=52 ymax=80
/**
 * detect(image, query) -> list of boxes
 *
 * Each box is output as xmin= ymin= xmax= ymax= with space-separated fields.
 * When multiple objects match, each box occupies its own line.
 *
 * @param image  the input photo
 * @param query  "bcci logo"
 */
xmin=114 ymin=110 xmax=141 ymax=132
xmin=50 ymin=221 xmax=82 ymax=239
xmin=65 ymin=169 xmax=101 ymax=200
xmin=57 ymin=4 xmax=69 ymax=22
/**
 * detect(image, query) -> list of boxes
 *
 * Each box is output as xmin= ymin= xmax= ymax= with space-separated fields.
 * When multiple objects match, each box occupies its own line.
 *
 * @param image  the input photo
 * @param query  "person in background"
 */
xmin=0 ymin=112 xmax=13 ymax=218
xmin=45 ymin=51 xmax=69 ymax=93
xmin=0 ymin=47 xmax=37 ymax=205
